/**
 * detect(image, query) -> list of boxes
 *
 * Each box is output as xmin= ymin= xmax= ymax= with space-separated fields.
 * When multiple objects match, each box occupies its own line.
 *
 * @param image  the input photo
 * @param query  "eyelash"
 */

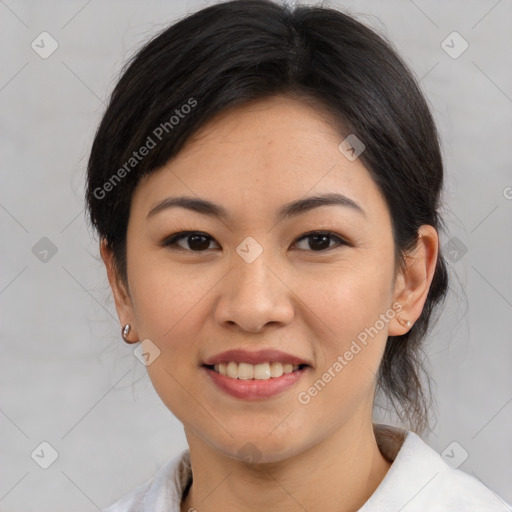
xmin=160 ymin=230 xmax=349 ymax=253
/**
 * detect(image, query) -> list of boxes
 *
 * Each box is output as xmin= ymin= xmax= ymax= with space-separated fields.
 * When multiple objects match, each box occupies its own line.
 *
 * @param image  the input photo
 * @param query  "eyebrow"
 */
xmin=146 ymin=192 xmax=366 ymax=222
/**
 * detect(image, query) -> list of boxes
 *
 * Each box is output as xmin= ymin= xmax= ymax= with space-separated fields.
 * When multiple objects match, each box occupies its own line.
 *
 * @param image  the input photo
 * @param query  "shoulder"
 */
xmin=362 ymin=425 xmax=511 ymax=511
xmin=102 ymin=449 xmax=191 ymax=512
xmin=433 ymin=467 xmax=511 ymax=509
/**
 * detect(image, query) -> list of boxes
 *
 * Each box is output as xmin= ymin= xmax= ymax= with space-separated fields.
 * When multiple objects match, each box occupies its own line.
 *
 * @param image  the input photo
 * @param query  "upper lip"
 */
xmin=203 ymin=349 xmax=311 ymax=367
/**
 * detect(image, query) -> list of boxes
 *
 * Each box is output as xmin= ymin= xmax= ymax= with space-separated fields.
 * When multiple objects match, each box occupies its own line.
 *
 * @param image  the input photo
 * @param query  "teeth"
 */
xmin=212 ymin=362 xmax=301 ymax=380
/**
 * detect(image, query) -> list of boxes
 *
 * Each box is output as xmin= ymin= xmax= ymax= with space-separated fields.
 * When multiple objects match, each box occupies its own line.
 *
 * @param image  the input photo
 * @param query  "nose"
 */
xmin=214 ymin=253 xmax=295 ymax=333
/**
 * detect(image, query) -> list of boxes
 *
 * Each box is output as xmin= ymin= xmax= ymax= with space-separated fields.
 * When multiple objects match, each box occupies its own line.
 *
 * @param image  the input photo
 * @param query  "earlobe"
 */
xmin=396 ymin=315 xmax=412 ymax=329
xmin=389 ymin=226 xmax=439 ymax=336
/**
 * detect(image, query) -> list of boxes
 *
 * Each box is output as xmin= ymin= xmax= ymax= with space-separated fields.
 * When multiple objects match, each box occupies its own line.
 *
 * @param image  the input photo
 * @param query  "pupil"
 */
xmin=189 ymin=234 xmax=210 ymax=251
xmin=311 ymin=234 xmax=329 ymax=250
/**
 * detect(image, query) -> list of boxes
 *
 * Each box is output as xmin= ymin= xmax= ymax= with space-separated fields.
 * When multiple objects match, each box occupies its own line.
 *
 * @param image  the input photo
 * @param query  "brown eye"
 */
xmin=160 ymin=230 xmax=348 ymax=253
xmin=294 ymin=231 xmax=348 ymax=252
xmin=161 ymin=231 xmax=218 ymax=251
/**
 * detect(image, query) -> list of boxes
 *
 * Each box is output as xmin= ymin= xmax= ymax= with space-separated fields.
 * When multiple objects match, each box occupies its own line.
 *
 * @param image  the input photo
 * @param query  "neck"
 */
xmin=180 ymin=418 xmax=392 ymax=512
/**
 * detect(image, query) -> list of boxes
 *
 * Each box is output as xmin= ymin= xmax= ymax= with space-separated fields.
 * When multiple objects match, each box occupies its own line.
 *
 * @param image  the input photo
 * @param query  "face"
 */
xmin=104 ymin=95 xmax=420 ymax=463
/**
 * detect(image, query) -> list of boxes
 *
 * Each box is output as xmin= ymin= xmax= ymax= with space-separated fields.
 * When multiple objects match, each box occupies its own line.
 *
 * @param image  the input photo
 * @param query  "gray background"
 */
xmin=0 ymin=0 xmax=511 ymax=510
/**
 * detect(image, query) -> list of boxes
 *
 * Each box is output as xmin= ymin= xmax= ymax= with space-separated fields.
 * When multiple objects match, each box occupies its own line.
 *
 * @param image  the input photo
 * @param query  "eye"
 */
xmin=293 ymin=231 xmax=348 ymax=252
xmin=160 ymin=231 xmax=219 ymax=252
xmin=160 ymin=230 xmax=348 ymax=253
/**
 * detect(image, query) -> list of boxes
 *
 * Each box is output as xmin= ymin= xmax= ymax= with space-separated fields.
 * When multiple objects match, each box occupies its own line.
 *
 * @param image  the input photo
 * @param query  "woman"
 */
xmin=85 ymin=1 xmax=510 ymax=510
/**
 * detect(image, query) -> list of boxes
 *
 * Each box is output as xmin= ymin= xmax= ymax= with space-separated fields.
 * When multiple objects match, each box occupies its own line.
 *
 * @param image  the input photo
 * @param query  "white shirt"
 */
xmin=103 ymin=424 xmax=511 ymax=511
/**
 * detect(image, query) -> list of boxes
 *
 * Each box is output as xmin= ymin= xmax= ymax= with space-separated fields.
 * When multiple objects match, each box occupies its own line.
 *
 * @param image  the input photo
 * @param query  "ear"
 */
xmin=100 ymin=238 xmax=139 ymax=341
xmin=388 ymin=225 xmax=439 ymax=336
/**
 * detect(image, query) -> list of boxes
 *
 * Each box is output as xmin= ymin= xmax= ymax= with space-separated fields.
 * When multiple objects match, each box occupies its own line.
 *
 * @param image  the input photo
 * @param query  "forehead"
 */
xmin=178 ymin=95 xmax=347 ymax=167
xmin=131 ymin=95 xmax=389 ymax=225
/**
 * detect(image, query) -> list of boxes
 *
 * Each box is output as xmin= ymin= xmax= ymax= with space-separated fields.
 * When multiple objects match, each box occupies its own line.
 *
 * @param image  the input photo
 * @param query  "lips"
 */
xmin=202 ymin=348 xmax=311 ymax=367
xmin=203 ymin=364 xmax=309 ymax=399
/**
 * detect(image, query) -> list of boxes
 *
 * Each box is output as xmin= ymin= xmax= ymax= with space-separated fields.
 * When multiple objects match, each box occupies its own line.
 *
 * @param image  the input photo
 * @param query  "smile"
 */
xmin=203 ymin=363 xmax=310 ymax=400
xmin=205 ymin=361 xmax=308 ymax=380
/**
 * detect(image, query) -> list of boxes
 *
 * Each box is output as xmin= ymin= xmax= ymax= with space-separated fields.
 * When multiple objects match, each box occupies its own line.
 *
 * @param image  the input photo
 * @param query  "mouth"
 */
xmin=203 ymin=361 xmax=310 ymax=381
xmin=202 ymin=362 xmax=311 ymax=400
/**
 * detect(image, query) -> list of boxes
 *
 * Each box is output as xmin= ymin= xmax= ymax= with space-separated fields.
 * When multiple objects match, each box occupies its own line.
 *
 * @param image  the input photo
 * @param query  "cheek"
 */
xmin=296 ymin=258 xmax=393 ymax=393
xmin=129 ymin=259 xmax=214 ymax=420
xmin=294 ymin=274 xmax=391 ymax=418
xmin=300 ymin=258 xmax=393 ymax=335
xmin=128 ymin=251 xmax=220 ymax=340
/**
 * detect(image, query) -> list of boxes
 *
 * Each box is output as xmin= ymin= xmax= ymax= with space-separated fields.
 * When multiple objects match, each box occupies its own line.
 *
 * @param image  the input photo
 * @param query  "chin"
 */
xmin=214 ymin=434 xmax=306 ymax=466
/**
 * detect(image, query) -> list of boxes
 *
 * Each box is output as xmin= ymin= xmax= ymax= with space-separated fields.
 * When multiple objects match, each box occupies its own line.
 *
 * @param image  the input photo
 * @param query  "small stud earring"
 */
xmin=398 ymin=317 xmax=412 ymax=328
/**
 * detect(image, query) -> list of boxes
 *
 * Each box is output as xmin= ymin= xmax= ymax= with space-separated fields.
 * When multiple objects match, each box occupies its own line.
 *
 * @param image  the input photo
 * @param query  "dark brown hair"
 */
xmin=85 ymin=0 xmax=449 ymax=434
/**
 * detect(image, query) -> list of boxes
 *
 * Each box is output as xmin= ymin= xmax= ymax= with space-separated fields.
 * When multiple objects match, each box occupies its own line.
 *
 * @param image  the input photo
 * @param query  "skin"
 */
xmin=101 ymin=95 xmax=439 ymax=512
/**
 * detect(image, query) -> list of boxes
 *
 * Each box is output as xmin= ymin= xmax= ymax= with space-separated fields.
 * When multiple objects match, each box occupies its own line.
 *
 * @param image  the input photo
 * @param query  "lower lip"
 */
xmin=203 ymin=365 xmax=309 ymax=400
